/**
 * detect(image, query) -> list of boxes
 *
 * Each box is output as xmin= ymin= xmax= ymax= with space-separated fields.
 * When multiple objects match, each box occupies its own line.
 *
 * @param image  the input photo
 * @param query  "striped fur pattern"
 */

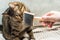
xmin=2 ymin=2 xmax=34 ymax=40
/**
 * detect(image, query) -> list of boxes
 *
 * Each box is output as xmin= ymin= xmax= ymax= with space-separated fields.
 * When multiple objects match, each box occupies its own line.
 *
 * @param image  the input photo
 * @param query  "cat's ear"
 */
xmin=2 ymin=8 xmax=10 ymax=15
xmin=22 ymin=6 xmax=30 ymax=12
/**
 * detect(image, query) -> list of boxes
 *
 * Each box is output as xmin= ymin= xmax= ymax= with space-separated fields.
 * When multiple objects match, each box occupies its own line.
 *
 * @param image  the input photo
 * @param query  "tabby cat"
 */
xmin=2 ymin=2 xmax=35 ymax=40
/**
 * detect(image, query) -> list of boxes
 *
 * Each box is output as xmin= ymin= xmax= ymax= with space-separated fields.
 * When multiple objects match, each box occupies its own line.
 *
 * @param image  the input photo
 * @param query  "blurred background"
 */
xmin=0 ymin=0 xmax=60 ymax=40
xmin=0 ymin=0 xmax=60 ymax=25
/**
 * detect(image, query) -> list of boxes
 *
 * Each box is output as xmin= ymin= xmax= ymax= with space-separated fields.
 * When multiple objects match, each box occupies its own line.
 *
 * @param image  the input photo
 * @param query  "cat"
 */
xmin=2 ymin=2 xmax=35 ymax=40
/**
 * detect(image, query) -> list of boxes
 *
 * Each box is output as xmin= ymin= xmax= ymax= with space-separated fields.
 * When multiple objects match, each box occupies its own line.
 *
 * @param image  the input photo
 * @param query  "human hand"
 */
xmin=40 ymin=11 xmax=60 ymax=28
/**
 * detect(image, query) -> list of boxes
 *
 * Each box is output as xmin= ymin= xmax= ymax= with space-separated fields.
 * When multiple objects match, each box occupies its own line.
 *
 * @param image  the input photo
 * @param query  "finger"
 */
xmin=43 ymin=21 xmax=51 ymax=27
xmin=39 ymin=16 xmax=54 ymax=22
xmin=46 ymin=13 xmax=54 ymax=16
xmin=42 ymin=16 xmax=56 ymax=22
xmin=42 ymin=12 xmax=54 ymax=17
xmin=48 ymin=22 xmax=54 ymax=28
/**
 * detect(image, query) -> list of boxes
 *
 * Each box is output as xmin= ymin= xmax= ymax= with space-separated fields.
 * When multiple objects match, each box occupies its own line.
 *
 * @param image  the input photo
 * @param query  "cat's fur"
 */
xmin=2 ymin=2 xmax=34 ymax=40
